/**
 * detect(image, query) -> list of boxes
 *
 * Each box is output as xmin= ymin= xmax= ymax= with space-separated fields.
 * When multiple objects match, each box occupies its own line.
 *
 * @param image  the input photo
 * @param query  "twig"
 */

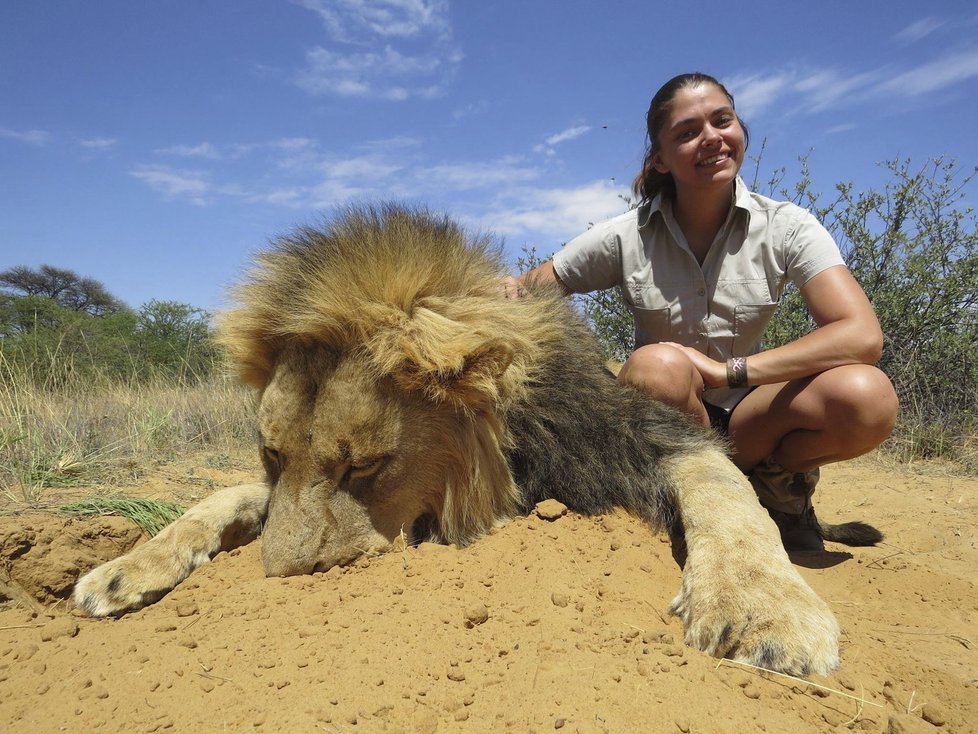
xmin=842 ymin=685 xmax=866 ymax=726
xmin=715 ymin=659 xmax=884 ymax=708
xmin=866 ymin=551 xmax=904 ymax=570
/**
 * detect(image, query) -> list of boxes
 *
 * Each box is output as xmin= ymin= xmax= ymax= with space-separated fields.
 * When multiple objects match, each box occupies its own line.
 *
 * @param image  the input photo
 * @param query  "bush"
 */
xmin=765 ymin=157 xmax=977 ymax=464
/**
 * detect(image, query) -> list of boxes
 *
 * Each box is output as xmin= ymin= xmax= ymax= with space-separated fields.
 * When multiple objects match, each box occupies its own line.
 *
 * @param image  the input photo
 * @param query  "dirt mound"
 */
xmin=0 ymin=514 xmax=143 ymax=608
xmin=0 ymin=460 xmax=976 ymax=733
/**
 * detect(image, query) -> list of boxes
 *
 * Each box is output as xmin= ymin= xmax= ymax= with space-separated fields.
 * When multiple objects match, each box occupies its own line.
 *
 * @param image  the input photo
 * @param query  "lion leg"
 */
xmin=664 ymin=448 xmax=840 ymax=676
xmin=72 ymin=482 xmax=269 ymax=617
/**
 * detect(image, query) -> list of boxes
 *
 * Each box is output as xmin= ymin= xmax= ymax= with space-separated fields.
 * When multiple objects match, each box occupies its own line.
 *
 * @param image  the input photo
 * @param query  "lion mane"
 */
xmin=217 ymin=203 xmax=709 ymax=544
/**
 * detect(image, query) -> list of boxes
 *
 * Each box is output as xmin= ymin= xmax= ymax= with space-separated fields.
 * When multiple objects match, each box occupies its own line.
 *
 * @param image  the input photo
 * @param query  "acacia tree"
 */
xmin=0 ymin=264 xmax=127 ymax=316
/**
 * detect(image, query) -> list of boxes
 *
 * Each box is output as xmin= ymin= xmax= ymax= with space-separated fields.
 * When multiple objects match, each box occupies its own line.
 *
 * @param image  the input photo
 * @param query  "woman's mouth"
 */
xmin=697 ymin=152 xmax=731 ymax=167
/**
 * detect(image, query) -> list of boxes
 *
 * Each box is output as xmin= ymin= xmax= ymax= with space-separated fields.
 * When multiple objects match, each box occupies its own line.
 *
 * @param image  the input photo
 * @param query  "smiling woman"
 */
xmin=515 ymin=71 xmax=898 ymax=553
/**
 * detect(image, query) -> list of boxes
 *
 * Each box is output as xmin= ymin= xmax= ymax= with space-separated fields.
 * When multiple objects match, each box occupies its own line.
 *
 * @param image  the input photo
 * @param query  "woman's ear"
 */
xmin=651 ymin=150 xmax=669 ymax=175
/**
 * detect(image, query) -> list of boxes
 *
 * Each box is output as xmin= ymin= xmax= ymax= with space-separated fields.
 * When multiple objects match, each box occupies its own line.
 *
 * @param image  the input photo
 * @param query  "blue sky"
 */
xmin=2 ymin=1 xmax=977 ymax=312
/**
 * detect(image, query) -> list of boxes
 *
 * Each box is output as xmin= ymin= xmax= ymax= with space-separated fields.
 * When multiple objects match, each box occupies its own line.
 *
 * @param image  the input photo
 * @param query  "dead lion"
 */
xmin=74 ymin=204 xmax=853 ymax=675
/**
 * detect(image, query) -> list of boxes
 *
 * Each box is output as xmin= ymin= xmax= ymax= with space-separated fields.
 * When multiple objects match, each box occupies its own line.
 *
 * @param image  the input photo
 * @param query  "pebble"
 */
xmin=463 ymin=603 xmax=489 ymax=628
xmin=40 ymin=619 xmax=79 ymax=642
xmin=175 ymin=602 xmax=199 ymax=618
xmin=551 ymin=591 xmax=570 ymax=608
xmin=534 ymin=499 xmax=568 ymax=520
xmin=887 ymin=713 xmax=929 ymax=734
xmin=920 ymin=702 xmax=947 ymax=727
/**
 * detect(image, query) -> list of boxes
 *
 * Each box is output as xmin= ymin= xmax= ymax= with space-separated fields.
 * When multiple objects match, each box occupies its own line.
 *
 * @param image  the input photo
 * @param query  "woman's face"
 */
xmin=651 ymin=83 xmax=745 ymax=196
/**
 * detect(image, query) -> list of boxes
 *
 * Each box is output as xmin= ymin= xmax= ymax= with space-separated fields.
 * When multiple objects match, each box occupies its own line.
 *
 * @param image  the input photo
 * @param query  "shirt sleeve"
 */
xmin=783 ymin=209 xmax=845 ymax=286
xmin=551 ymin=221 xmax=622 ymax=294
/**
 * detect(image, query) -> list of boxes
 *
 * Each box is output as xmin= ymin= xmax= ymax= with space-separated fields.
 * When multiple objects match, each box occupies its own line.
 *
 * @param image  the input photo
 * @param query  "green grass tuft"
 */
xmin=60 ymin=496 xmax=186 ymax=536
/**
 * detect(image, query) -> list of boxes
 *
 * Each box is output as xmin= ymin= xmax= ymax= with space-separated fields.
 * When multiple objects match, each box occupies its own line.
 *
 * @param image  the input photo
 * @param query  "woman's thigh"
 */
xmin=726 ymin=364 xmax=898 ymax=471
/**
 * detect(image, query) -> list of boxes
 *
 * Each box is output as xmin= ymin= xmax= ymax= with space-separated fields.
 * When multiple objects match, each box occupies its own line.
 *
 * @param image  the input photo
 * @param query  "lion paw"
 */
xmin=670 ymin=561 xmax=840 ymax=676
xmin=73 ymin=546 xmax=207 ymax=617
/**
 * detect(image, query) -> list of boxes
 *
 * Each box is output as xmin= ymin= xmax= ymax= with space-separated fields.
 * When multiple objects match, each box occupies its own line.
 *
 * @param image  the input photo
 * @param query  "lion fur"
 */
xmin=218 ymin=203 xmax=714 ymax=541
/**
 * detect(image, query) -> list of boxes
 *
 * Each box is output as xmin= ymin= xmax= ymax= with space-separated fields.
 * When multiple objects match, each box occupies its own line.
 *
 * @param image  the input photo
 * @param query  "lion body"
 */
xmin=74 ymin=205 xmax=845 ymax=676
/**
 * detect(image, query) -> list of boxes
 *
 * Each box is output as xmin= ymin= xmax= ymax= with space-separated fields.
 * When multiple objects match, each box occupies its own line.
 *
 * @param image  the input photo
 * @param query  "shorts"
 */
xmin=703 ymin=387 xmax=755 ymax=435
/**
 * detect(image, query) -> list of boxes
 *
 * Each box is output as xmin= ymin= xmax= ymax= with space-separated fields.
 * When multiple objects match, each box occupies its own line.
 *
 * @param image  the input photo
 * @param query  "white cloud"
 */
xmin=79 ymin=137 xmax=118 ymax=151
xmin=825 ymin=123 xmax=856 ymax=135
xmin=292 ymin=0 xmax=461 ymax=100
xmin=728 ymin=45 xmax=978 ymax=123
xmin=726 ymin=72 xmax=794 ymax=118
xmin=533 ymin=124 xmax=592 ymax=156
xmin=417 ymin=156 xmax=540 ymax=191
xmin=874 ymin=48 xmax=978 ymax=96
xmin=130 ymin=165 xmax=212 ymax=205
xmin=545 ymin=125 xmax=591 ymax=147
xmin=477 ymin=180 xmax=629 ymax=244
xmin=157 ymin=142 xmax=222 ymax=159
xmin=894 ymin=17 xmax=946 ymax=43
xmin=295 ymin=44 xmax=451 ymax=99
xmin=295 ymin=0 xmax=451 ymax=40
xmin=0 ymin=127 xmax=49 ymax=145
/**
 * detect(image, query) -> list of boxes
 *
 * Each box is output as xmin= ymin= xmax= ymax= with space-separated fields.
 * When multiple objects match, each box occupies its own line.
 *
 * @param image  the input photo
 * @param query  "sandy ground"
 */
xmin=0 ymin=456 xmax=976 ymax=733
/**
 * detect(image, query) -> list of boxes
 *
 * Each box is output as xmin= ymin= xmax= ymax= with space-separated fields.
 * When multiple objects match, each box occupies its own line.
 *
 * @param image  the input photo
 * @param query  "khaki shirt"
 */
xmin=552 ymin=177 xmax=844 ymax=408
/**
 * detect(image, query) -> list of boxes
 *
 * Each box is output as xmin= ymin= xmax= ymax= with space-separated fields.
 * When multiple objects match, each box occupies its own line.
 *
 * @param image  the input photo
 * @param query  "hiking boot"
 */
xmin=749 ymin=457 xmax=824 ymax=551
xmin=766 ymin=503 xmax=825 ymax=552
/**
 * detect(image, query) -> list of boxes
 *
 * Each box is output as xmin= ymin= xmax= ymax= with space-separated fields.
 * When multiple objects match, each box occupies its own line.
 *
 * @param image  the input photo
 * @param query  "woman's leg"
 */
xmin=726 ymin=364 xmax=899 ymax=474
xmin=617 ymin=343 xmax=710 ymax=425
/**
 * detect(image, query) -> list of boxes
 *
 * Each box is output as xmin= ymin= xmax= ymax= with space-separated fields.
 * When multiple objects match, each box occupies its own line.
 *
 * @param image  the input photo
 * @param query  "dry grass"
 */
xmin=0 ymin=351 xmax=256 ymax=504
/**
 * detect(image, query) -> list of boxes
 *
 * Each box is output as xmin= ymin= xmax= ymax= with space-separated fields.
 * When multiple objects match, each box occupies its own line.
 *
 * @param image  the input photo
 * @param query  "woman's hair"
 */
xmin=631 ymin=72 xmax=750 ymax=203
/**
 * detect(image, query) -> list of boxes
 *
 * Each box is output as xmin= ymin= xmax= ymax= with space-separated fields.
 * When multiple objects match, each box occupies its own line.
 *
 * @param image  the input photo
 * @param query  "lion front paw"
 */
xmin=72 ymin=544 xmax=207 ymax=617
xmin=670 ymin=560 xmax=840 ymax=676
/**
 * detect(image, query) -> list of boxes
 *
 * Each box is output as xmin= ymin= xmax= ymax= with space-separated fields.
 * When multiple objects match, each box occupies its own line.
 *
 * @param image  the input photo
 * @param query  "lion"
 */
xmin=74 ymin=204 xmax=860 ymax=676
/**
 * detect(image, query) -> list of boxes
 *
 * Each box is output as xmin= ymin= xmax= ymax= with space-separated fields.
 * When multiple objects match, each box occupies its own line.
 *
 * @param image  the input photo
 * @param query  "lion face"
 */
xmin=256 ymin=342 xmax=472 ymax=576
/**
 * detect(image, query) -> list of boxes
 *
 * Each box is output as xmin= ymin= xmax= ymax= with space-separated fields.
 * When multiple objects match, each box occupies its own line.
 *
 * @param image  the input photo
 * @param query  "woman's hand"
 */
xmin=499 ymin=275 xmax=528 ymax=299
xmin=660 ymin=342 xmax=727 ymax=390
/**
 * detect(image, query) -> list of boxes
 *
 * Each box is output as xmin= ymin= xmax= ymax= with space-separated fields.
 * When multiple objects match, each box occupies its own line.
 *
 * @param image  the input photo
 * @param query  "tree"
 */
xmin=135 ymin=300 xmax=217 ymax=380
xmin=0 ymin=264 xmax=127 ymax=316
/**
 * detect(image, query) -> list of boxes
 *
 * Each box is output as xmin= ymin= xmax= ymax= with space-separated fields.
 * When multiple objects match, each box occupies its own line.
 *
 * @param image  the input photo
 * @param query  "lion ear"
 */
xmin=396 ymin=336 xmax=514 ymax=411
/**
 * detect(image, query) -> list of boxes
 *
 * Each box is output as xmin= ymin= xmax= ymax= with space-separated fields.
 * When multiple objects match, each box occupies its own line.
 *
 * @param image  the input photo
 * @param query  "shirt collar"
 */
xmin=637 ymin=176 xmax=752 ymax=229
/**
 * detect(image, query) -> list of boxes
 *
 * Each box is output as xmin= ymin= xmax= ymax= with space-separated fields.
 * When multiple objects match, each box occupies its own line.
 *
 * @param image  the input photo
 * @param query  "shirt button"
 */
xmin=697 ymin=287 xmax=706 ymax=296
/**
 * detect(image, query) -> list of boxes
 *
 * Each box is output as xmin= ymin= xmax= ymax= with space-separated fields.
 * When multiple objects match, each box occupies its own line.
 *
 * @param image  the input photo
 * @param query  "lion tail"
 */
xmin=817 ymin=518 xmax=884 ymax=546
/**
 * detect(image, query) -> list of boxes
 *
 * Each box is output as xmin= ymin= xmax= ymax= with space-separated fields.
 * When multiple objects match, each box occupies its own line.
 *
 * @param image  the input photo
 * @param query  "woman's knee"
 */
xmin=618 ymin=343 xmax=702 ymax=402
xmin=823 ymin=365 xmax=899 ymax=440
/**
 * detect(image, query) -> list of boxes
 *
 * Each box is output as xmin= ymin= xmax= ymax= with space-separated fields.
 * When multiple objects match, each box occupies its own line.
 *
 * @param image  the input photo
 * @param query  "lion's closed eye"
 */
xmin=342 ymin=456 xmax=389 ymax=485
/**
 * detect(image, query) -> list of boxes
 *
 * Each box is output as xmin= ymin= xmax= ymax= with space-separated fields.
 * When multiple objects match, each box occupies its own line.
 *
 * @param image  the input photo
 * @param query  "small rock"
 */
xmin=551 ymin=591 xmax=570 ymax=608
xmin=887 ymin=713 xmax=928 ymax=734
xmin=534 ymin=499 xmax=568 ymax=521
xmin=463 ymin=603 xmax=489 ymax=628
xmin=920 ymin=702 xmax=947 ymax=727
xmin=40 ymin=619 xmax=79 ymax=642
xmin=175 ymin=602 xmax=198 ymax=618
xmin=554 ymin=718 xmax=566 ymax=729
xmin=447 ymin=669 xmax=466 ymax=682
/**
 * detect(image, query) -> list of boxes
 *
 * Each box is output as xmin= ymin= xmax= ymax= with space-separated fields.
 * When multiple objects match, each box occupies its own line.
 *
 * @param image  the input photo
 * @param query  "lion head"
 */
xmin=218 ymin=205 xmax=560 ymax=576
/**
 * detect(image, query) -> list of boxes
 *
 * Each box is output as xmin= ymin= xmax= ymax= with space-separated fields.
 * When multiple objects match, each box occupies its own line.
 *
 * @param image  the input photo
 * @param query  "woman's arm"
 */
xmin=670 ymin=265 xmax=883 ymax=389
xmin=501 ymin=260 xmax=571 ymax=298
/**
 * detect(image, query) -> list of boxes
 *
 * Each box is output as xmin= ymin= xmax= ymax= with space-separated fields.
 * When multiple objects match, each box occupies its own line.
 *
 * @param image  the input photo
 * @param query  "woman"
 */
xmin=514 ymin=72 xmax=898 ymax=550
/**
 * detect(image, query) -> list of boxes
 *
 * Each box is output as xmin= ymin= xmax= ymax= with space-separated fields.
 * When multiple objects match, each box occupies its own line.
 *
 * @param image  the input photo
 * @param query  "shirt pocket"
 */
xmin=732 ymin=303 xmax=778 ymax=356
xmin=632 ymin=305 xmax=672 ymax=348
